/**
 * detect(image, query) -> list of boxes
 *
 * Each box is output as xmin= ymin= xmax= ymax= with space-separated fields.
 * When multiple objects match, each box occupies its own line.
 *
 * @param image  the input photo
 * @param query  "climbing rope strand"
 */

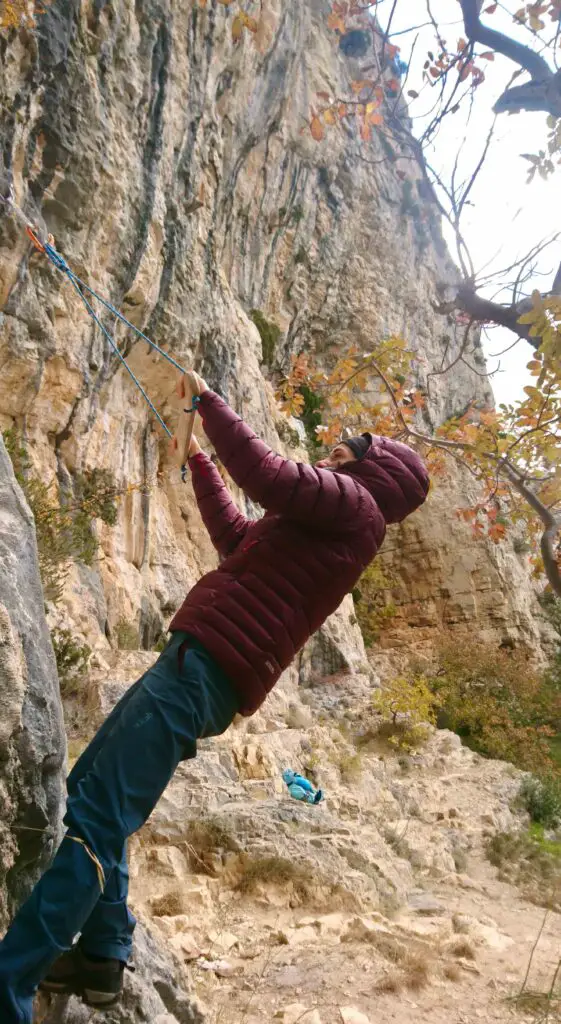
xmin=1 ymin=195 xmax=198 ymax=453
xmin=63 ymin=267 xmax=188 ymax=375
xmin=66 ymin=273 xmax=173 ymax=438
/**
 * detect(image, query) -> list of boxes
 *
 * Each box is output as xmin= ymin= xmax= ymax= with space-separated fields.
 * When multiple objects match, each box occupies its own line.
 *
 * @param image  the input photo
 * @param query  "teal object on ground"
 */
xmin=282 ymin=769 xmax=323 ymax=805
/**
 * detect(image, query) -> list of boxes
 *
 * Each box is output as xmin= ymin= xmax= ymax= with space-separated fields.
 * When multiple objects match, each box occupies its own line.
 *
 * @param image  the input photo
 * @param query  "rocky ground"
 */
xmin=40 ymin=648 xmax=561 ymax=1024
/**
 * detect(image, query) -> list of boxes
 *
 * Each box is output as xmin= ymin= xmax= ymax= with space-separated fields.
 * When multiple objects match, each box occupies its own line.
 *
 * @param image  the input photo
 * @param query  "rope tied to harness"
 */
xmin=1 ymin=190 xmax=200 ymax=462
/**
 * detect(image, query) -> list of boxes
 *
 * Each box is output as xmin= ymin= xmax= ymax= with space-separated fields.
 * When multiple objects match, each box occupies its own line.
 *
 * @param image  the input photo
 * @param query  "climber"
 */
xmin=283 ymin=769 xmax=323 ymax=805
xmin=0 ymin=373 xmax=429 ymax=1022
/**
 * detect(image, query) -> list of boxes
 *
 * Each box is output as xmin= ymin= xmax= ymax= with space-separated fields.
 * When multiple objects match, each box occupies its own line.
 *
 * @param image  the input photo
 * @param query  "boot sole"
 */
xmin=82 ymin=988 xmax=121 ymax=1007
xmin=39 ymin=979 xmax=121 ymax=1007
xmin=38 ymin=979 xmax=76 ymax=994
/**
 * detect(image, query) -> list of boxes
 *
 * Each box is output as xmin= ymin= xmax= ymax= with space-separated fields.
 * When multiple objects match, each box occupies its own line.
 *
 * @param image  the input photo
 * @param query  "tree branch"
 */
xmin=459 ymin=0 xmax=561 ymax=116
xmin=459 ymin=0 xmax=552 ymax=81
xmin=454 ymin=283 xmax=538 ymax=347
xmin=502 ymin=465 xmax=561 ymax=595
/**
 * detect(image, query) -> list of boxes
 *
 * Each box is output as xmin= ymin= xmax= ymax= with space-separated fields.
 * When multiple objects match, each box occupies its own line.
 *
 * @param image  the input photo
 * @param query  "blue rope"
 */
xmin=15 ymin=228 xmax=204 ymax=464
xmin=37 ymin=239 xmax=201 ymax=444
xmin=63 ymin=267 xmax=188 ymax=375
xmin=65 ymin=273 xmax=173 ymax=438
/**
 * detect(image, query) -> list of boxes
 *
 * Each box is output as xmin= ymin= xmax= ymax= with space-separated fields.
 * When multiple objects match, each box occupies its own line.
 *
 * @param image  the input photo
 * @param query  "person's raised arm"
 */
xmin=191 ymin=378 xmax=373 ymax=529
xmin=187 ymin=434 xmax=251 ymax=557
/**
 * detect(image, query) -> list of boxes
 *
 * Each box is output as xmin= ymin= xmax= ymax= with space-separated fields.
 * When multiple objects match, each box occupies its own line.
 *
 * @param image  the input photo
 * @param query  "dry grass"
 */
xmin=336 ymin=751 xmax=363 ymax=782
xmin=235 ymin=855 xmax=313 ymax=898
xmin=375 ymin=973 xmax=402 ymax=995
xmin=368 ymin=933 xmax=408 ymax=963
xmin=149 ymin=890 xmax=184 ymax=917
xmin=184 ymin=817 xmax=239 ymax=875
xmin=448 ymin=937 xmax=476 ymax=960
xmin=234 ymin=854 xmax=357 ymax=910
xmin=444 ymin=963 xmax=461 ymax=982
xmin=374 ymin=952 xmax=431 ymax=995
xmin=510 ymin=991 xmax=561 ymax=1020
xmin=404 ymin=952 xmax=431 ymax=991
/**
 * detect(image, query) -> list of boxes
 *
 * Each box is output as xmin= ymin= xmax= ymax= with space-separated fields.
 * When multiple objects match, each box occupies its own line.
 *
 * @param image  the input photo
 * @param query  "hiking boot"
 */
xmin=40 ymin=947 xmax=127 ymax=1007
xmin=39 ymin=948 xmax=78 ymax=995
xmin=78 ymin=952 xmax=125 ymax=1007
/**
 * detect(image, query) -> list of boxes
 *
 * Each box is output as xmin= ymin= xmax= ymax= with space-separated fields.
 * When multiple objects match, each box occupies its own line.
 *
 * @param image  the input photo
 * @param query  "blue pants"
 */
xmin=0 ymin=631 xmax=239 ymax=1023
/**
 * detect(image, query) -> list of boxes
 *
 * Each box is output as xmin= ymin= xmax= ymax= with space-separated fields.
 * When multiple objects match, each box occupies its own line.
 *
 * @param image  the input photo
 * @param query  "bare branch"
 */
xmin=459 ymin=0 xmax=552 ymax=80
xmin=454 ymin=283 xmax=537 ymax=346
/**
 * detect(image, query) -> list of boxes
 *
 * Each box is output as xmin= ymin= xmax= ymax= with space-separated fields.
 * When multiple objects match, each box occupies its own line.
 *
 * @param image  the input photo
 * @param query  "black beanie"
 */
xmin=343 ymin=433 xmax=372 ymax=461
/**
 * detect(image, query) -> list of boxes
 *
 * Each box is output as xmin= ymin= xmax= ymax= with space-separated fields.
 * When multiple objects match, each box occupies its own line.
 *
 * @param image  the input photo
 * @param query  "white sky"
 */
xmin=380 ymin=0 xmax=559 ymax=406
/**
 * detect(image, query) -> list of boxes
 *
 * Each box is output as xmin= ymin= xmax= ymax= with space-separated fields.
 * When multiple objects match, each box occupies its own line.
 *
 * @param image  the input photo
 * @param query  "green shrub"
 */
xmin=51 ymin=627 xmax=91 ymax=697
xmin=520 ymin=776 xmax=561 ymax=828
xmin=353 ymin=560 xmax=397 ymax=646
xmin=487 ymin=830 xmax=561 ymax=911
xmin=250 ymin=309 xmax=281 ymax=369
xmin=4 ymin=428 xmax=121 ymax=604
xmin=425 ymin=643 xmax=561 ymax=777
xmin=114 ymin=617 xmax=139 ymax=650
xmin=299 ymin=384 xmax=324 ymax=452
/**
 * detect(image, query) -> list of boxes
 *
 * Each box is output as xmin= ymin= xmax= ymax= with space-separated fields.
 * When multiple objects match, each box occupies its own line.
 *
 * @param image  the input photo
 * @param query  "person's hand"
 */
xmin=188 ymin=434 xmax=202 ymax=457
xmin=190 ymin=371 xmax=209 ymax=395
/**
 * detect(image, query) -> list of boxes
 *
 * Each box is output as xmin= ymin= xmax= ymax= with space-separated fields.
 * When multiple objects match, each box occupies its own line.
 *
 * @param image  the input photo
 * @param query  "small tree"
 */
xmin=373 ymin=674 xmax=441 ymax=750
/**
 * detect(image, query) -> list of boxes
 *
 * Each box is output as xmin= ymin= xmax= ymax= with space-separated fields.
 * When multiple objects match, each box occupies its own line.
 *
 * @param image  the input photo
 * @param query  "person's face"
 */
xmin=315 ymin=443 xmax=357 ymax=470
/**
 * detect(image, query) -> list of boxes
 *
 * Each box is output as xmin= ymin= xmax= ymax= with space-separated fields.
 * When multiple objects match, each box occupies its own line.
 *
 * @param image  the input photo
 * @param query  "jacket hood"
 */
xmin=339 ymin=434 xmax=430 ymax=524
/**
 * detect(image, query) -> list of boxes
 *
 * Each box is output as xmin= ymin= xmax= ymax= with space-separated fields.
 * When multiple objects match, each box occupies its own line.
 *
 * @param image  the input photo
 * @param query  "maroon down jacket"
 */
xmin=170 ymin=391 xmax=429 ymax=714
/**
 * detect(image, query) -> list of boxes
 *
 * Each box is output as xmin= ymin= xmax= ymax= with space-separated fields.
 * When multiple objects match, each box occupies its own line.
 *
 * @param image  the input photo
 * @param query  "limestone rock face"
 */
xmin=0 ymin=436 xmax=65 ymax=930
xmin=0 ymin=0 xmax=546 ymax=660
xmin=0 ymin=439 xmax=203 ymax=1023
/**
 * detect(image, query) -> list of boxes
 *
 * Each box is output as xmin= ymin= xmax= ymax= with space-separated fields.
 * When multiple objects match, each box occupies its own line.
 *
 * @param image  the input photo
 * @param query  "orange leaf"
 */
xmin=243 ymin=14 xmax=258 ymax=32
xmin=327 ymin=12 xmax=346 ymax=32
xmin=360 ymin=121 xmax=372 ymax=141
xmin=429 ymin=66 xmax=440 ymax=78
xmin=484 ymin=3 xmax=498 ymax=11
xmin=338 ymin=103 xmax=348 ymax=117
xmin=310 ymin=116 xmax=325 ymax=141
xmin=324 ymin=107 xmax=337 ymax=125
xmin=352 ymin=79 xmax=375 ymax=94
xmin=367 ymin=111 xmax=383 ymax=126
xmin=480 ymin=50 xmax=495 ymax=60
xmin=231 ymin=12 xmax=244 ymax=40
